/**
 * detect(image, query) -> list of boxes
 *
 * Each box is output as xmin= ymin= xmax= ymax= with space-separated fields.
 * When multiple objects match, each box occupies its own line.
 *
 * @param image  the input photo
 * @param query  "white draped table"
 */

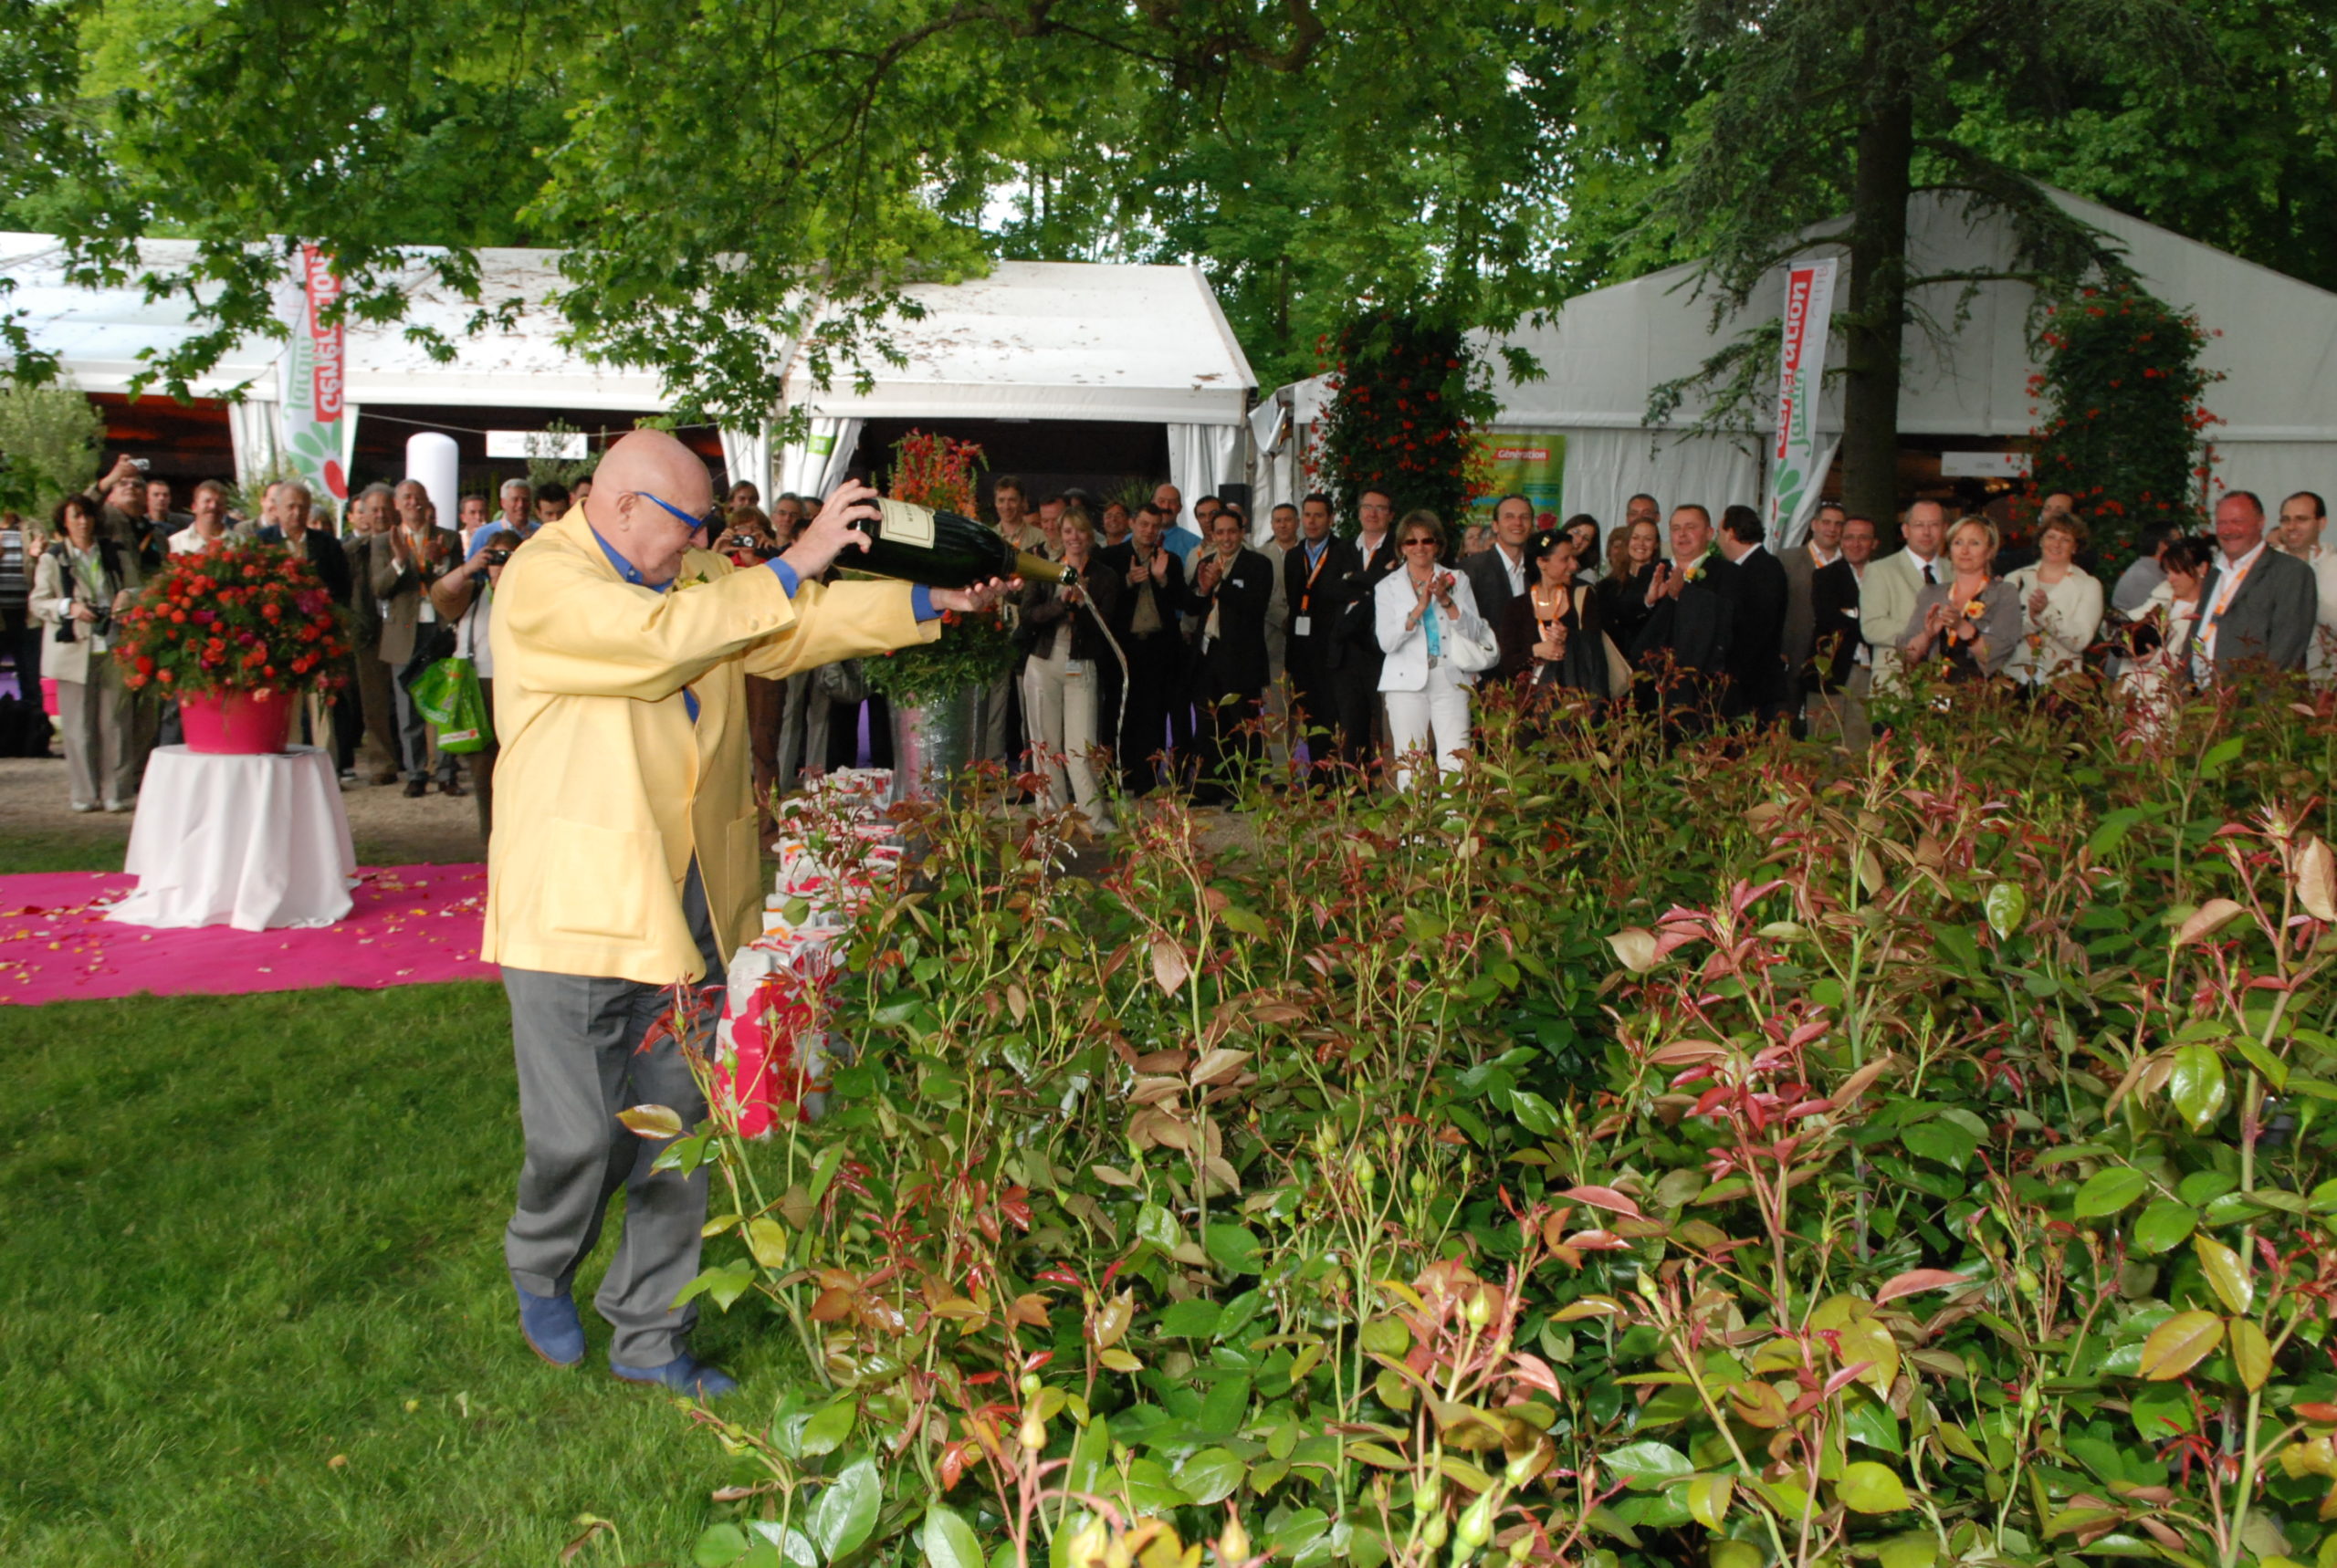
xmin=109 ymin=745 xmax=358 ymax=932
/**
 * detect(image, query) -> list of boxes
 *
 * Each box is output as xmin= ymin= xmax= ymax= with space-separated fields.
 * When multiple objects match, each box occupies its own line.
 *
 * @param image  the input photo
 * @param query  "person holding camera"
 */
xmin=430 ymin=528 xmax=516 ymax=836
xmin=30 ymin=495 xmax=143 ymax=811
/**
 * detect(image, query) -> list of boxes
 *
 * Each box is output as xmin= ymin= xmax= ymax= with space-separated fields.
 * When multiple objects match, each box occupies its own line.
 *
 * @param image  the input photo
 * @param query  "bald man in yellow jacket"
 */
xmin=483 ymin=431 xmax=999 ymax=1396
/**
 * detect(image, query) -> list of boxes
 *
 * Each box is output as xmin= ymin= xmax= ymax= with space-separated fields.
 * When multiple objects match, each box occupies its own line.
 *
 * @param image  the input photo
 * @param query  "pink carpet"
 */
xmin=0 ymin=862 xmax=497 ymax=1005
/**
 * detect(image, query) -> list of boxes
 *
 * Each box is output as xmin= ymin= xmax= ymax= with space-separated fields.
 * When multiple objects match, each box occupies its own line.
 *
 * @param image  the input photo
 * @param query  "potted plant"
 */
xmin=112 ymin=542 xmax=352 ymax=754
xmin=854 ymin=431 xmax=1021 ymax=798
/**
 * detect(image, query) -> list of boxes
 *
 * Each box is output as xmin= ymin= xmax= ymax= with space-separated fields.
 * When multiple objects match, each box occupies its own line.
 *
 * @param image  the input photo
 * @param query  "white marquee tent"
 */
xmin=751 ymin=259 xmax=1254 ymax=512
xmin=0 ymin=236 xmax=1256 ymax=507
xmin=1254 ymin=189 xmax=2337 ymax=541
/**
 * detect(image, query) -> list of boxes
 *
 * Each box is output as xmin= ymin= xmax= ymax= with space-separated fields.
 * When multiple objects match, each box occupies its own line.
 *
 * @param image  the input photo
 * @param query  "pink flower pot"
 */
xmin=180 ymin=690 xmax=297 ymax=755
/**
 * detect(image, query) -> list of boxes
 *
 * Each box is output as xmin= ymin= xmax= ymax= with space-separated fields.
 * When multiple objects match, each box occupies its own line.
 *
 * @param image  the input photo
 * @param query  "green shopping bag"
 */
xmin=409 ymin=655 xmax=493 ymax=754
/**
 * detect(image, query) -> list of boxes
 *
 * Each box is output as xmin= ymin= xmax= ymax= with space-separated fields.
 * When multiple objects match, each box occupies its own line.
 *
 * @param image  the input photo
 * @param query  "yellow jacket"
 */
xmin=481 ymin=508 xmax=937 ymax=984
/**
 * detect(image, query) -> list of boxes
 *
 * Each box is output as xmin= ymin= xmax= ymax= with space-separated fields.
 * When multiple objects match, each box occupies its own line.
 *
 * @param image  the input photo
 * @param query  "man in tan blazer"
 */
xmin=372 ymin=480 xmax=465 ymax=796
xmin=485 ymin=430 xmax=1003 ymax=1396
xmin=1860 ymin=500 xmax=1947 ymax=695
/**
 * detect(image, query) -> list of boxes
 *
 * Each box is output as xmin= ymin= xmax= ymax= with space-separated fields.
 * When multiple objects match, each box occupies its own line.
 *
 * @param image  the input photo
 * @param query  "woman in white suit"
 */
xmin=1375 ymin=511 xmax=1491 ymax=790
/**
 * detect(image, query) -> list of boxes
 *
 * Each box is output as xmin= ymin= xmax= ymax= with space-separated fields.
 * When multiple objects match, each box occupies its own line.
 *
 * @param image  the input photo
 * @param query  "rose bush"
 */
xmin=652 ymin=673 xmax=2337 ymax=1568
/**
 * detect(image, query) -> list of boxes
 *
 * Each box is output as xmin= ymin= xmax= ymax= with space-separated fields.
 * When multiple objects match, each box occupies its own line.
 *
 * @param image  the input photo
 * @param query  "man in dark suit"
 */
xmin=259 ymin=481 xmax=353 ymax=603
xmin=2196 ymin=490 xmax=2319 ymax=682
xmin=1462 ymin=493 xmax=1534 ymax=632
xmin=1097 ymin=503 xmax=1188 ymax=794
xmin=1630 ymin=504 xmax=1736 ymax=730
xmin=259 ymin=481 xmax=359 ymax=772
xmin=1184 ymin=509 xmax=1274 ymax=802
xmin=1281 ymin=493 xmax=1357 ymax=778
xmin=1808 ymin=514 xmax=1876 ymax=750
xmin=1327 ymin=488 xmax=1399 ymax=774
xmin=1716 ymin=505 xmax=1792 ymax=725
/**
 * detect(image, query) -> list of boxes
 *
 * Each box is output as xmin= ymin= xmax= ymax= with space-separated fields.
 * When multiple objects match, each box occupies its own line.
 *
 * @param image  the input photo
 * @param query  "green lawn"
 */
xmin=0 ymin=983 xmax=791 ymax=1567
xmin=0 ymin=832 xmax=125 ymax=874
xmin=0 ymin=835 xmax=445 ymax=876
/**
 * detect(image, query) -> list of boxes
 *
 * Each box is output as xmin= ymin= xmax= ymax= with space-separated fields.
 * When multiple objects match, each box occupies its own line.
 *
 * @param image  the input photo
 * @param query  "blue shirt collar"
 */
xmin=589 ymin=524 xmax=665 ymax=592
xmin=1303 ymin=536 xmax=1328 ymax=563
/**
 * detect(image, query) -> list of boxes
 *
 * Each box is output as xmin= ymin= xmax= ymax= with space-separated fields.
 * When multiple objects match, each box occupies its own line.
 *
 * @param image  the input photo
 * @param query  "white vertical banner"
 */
xmin=277 ymin=245 xmax=350 ymax=506
xmin=1766 ymin=256 xmax=1838 ymax=546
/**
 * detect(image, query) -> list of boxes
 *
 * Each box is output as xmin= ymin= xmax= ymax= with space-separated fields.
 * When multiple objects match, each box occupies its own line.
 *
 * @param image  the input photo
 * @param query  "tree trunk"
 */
xmin=1840 ymin=24 xmax=1915 ymax=538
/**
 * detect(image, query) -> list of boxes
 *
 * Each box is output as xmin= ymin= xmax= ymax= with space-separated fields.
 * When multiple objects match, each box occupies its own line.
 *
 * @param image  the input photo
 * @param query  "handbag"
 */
xmin=407 ymin=655 xmax=493 ymax=753
xmin=1577 ymin=588 xmax=1633 ymax=699
xmin=1443 ymin=610 xmax=1502 ymax=675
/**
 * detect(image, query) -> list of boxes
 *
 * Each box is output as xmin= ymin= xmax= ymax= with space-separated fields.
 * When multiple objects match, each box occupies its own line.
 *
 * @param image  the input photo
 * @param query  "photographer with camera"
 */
xmin=430 ymin=527 xmax=518 ymax=836
xmin=30 ymin=495 xmax=143 ymax=812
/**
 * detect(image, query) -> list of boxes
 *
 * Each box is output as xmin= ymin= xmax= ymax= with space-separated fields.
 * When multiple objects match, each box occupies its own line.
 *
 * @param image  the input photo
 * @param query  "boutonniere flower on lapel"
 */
xmin=1682 ymin=557 xmax=1706 ymax=583
xmin=674 ymin=569 xmax=715 ymax=591
xmin=1964 ymin=596 xmax=1986 ymax=621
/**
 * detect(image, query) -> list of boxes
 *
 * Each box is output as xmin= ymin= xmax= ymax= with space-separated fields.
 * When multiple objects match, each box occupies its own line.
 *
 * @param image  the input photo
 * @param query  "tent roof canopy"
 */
xmin=1465 ymin=188 xmax=2337 ymax=445
xmin=785 ymin=261 xmax=1253 ymax=426
xmin=0 ymin=238 xmax=1254 ymax=423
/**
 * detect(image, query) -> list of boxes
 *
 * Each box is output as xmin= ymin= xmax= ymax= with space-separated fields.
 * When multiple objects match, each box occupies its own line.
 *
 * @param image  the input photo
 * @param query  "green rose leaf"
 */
xmin=2073 ymin=1166 xmax=2151 ymax=1219
xmin=1837 ymin=1461 xmax=1912 ymax=1514
xmin=1602 ymin=1440 xmax=1692 ymax=1490
xmin=2131 ymin=1200 xmax=2198 ymax=1254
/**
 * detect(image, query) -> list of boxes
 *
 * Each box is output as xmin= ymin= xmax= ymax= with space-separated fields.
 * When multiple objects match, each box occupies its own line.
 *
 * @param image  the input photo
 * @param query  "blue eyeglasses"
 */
xmin=635 ymin=492 xmax=720 ymax=536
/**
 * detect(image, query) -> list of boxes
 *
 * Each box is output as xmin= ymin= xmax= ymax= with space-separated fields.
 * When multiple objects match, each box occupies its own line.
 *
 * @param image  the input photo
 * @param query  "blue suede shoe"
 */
xmin=610 ymin=1353 xmax=739 ymax=1399
xmin=516 ymin=1285 xmax=585 ymax=1368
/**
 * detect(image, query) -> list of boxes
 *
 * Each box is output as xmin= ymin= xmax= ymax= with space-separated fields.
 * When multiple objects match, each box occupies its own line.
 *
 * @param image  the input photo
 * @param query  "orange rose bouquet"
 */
xmin=112 ymin=543 xmax=352 ymax=699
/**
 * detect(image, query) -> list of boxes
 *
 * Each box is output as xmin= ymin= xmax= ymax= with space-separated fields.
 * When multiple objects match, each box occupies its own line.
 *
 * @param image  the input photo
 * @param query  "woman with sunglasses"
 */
xmin=1374 ymin=510 xmax=1493 ymax=790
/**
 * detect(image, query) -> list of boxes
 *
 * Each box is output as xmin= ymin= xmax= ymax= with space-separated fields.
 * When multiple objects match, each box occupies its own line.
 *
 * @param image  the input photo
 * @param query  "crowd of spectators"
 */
xmin=940 ymin=481 xmax=2337 ymax=813
xmin=5 ymin=455 xmax=2332 ymax=836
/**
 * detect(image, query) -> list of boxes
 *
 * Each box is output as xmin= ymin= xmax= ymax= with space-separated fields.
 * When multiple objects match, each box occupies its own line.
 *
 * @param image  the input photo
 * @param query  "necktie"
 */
xmin=1923 ymin=561 xmax=1936 ymax=586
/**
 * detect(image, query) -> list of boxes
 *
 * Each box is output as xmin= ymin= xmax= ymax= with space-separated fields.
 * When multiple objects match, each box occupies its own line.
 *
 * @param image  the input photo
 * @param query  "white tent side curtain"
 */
xmin=1168 ymin=422 xmax=1242 ymax=526
xmin=776 ymin=417 xmax=864 ymax=500
xmin=719 ymin=424 xmax=775 ymax=501
xmin=227 ymin=399 xmax=279 ymax=491
xmin=1554 ymin=429 xmax=1763 ymax=556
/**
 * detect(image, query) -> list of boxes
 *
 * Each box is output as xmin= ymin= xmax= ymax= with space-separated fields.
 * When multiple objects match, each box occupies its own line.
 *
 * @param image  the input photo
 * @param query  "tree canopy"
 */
xmin=5 ymin=0 xmax=1582 ymax=421
xmin=0 ymin=0 xmax=2328 ymax=475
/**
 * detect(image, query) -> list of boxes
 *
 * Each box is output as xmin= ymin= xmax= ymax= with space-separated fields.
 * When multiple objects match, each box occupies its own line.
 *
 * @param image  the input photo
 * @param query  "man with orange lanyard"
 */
xmin=1280 ymin=492 xmax=1357 ymax=779
xmin=2193 ymin=490 xmax=2317 ymax=686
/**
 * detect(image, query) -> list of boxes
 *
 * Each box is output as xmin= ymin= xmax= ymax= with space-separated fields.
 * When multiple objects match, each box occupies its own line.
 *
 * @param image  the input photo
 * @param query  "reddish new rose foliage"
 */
xmin=112 ymin=543 xmax=353 ymax=700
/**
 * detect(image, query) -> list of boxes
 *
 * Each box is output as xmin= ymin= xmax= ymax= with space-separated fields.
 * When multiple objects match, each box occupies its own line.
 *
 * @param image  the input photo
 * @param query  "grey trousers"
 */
xmin=58 ymin=663 xmax=136 ymax=809
xmin=503 ymin=864 xmax=721 ymax=1369
xmin=390 ymin=674 xmax=456 ymax=784
xmin=971 ymin=671 xmax=1012 ymax=766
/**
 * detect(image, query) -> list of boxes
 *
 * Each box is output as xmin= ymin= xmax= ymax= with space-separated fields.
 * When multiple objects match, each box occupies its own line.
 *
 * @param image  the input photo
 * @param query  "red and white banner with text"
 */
xmin=276 ymin=245 xmax=350 ymax=504
xmin=1766 ymin=256 xmax=1839 ymax=547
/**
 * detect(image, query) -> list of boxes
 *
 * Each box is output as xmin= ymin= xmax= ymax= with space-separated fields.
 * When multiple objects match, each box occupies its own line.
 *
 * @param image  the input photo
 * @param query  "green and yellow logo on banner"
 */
xmin=1468 ymin=434 xmax=1567 ymax=528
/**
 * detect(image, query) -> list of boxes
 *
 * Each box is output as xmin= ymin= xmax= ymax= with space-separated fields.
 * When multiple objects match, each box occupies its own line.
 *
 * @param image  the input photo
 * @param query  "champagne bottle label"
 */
xmin=871 ymin=498 xmax=936 ymax=550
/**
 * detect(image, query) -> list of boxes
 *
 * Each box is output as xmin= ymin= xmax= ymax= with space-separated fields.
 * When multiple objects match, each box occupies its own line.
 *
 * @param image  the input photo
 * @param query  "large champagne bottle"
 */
xmin=847 ymin=499 xmax=1064 ymax=588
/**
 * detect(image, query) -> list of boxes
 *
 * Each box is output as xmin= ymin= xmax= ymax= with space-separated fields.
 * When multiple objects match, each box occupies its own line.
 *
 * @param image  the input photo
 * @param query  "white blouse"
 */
xmin=2003 ymin=564 xmax=2104 ymax=683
